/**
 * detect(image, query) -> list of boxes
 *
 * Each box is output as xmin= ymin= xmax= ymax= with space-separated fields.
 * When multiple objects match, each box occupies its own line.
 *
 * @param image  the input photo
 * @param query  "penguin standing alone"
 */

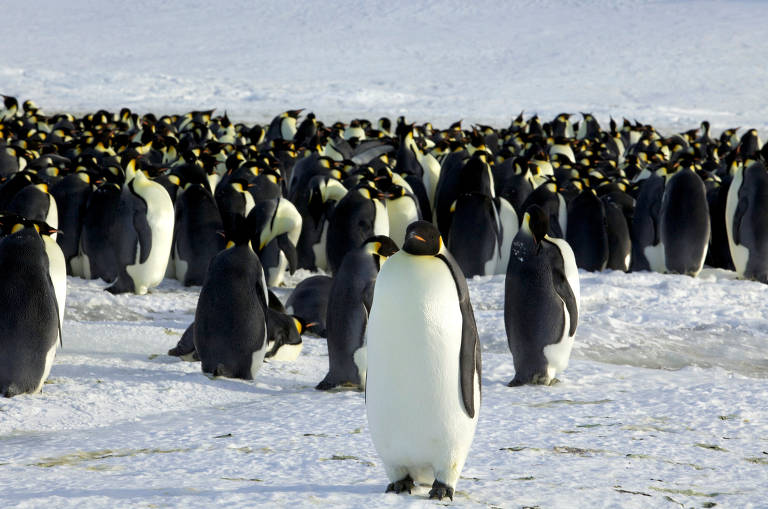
xmin=505 ymin=205 xmax=579 ymax=386
xmin=366 ymin=221 xmax=481 ymax=501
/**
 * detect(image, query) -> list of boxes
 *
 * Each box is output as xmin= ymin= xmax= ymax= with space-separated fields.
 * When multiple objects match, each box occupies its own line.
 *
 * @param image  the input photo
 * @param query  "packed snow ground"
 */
xmin=1 ymin=270 xmax=767 ymax=508
xmin=3 ymin=0 xmax=768 ymax=507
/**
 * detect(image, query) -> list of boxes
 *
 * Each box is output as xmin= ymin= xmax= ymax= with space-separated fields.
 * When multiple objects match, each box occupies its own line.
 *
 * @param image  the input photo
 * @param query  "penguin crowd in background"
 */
xmin=3 ymin=95 xmax=768 ymax=498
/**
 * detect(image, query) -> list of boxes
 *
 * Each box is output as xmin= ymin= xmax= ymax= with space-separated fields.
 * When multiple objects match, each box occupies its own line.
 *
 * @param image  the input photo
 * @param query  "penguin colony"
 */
xmin=2 ymin=94 xmax=768 ymax=499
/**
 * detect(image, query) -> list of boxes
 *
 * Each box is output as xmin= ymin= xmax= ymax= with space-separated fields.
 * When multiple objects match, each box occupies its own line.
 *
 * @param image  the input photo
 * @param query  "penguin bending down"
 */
xmin=505 ymin=205 xmax=579 ymax=386
xmin=264 ymin=308 xmax=303 ymax=361
xmin=366 ymin=221 xmax=481 ymax=501
xmin=0 ymin=218 xmax=61 ymax=397
xmin=316 ymin=235 xmax=398 ymax=391
xmin=193 ymin=216 xmax=269 ymax=380
xmin=285 ymin=274 xmax=332 ymax=337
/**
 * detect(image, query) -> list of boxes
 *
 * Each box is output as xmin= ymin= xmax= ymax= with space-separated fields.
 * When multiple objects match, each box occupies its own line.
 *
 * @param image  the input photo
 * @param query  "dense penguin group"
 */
xmin=2 ymin=94 xmax=768 ymax=499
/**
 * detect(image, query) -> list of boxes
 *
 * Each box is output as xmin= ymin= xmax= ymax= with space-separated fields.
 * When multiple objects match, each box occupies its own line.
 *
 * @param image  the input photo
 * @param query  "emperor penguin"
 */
xmin=316 ymin=235 xmax=398 ymax=391
xmin=630 ymin=170 xmax=666 ymax=272
xmin=325 ymin=183 xmax=389 ymax=274
xmin=264 ymin=308 xmax=304 ymax=361
xmin=0 ymin=218 xmax=60 ymax=397
xmin=505 ymin=205 xmax=579 ymax=386
xmin=106 ymin=170 xmax=175 ymax=294
xmin=659 ymin=164 xmax=710 ymax=276
xmin=565 ymin=189 xmax=609 ymax=271
xmin=172 ymin=182 xmax=225 ymax=286
xmin=285 ymin=274 xmax=332 ymax=337
xmin=366 ymin=221 xmax=481 ymax=501
xmin=6 ymin=181 xmax=58 ymax=237
xmin=726 ymin=161 xmax=768 ymax=282
xmin=193 ymin=215 xmax=269 ymax=380
xmin=382 ymin=184 xmax=421 ymax=247
xmin=50 ymin=170 xmax=93 ymax=275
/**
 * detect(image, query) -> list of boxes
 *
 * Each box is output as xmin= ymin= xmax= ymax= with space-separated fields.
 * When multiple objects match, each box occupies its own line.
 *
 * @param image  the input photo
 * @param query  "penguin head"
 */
xmin=402 ymin=220 xmax=442 ymax=256
xmin=522 ymin=205 xmax=549 ymax=245
xmin=363 ymin=235 xmax=399 ymax=258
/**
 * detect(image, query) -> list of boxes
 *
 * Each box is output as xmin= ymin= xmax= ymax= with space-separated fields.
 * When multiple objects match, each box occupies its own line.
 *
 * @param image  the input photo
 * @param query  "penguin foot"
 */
xmin=385 ymin=475 xmax=414 ymax=494
xmin=315 ymin=379 xmax=362 ymax=391
xmin=315 ymin=379 xmax=337 ymax=391
xmin=428 ymin=480 xmax=454 ymax=501
xmin=507 ymin=377 xmax=527 ymax=387
xmin=549 ymin=377 xmax=561 ymax=386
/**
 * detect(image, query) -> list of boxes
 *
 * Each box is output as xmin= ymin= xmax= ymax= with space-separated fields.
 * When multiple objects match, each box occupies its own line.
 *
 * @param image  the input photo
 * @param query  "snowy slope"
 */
xmin=2 ymin=0 xmax=768 ymax=507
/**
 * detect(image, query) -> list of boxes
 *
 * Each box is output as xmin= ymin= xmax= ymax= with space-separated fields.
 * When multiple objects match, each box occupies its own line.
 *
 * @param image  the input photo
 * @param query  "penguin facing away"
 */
xmin=505 ymin=205 xmax=579 ymax=386
xmin=366 ymin=220 xmax=481 ymax=501
xmin=0 ymin=218 xmax=60 ymax=397
xmin=172 ymin=182 xmax=225 ymax=286
xmin=316 ymin=235 xmax=398 ymax=391
xmin=193 ymin=215 xmax=269 ymax=380
xmin=565 ymin=189 xmax=609 ymax=272
xmin=659 ymin=166 xmax=710 ymax=276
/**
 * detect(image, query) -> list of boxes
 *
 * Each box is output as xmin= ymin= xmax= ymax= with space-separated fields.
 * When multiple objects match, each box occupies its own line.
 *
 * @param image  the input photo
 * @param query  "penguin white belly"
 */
xmin=386 ymin=197 xmax=419 ymax=247
xmin=173 ymin=244 xmax=188 ymax=283
xmin=312 ymin=223 xmax=329 ymax=271
xmin=35 ymin=341 xmax=59 ymax=394
xmin=725 ymin=166 xmax=749 ymax=276
xmin=45 ymin=195 xmax=59 ymax=241
xmin=366 ymin=254 xmax=478 ymax=486
xmin=267 ymin=252 xmax=288 ymax=287
xmin=495 ymin=197 xmax=519 ymax=275
xmin=372 ymin=199 xmax=389 ymax=237
xmin=644 ymin=243 xmax=667 ymax=274
xmin=43 ymin=236 xmax=67 ymax=334
xmin=126 ymin=176 xmax=174 ymax=294
xmin=267 ymin=342 xmax=303 ymax=361
xmin=249 ymin=335 xmax=268 ymax=379
xmin=542 ymin=297 xmax=573 ymax=382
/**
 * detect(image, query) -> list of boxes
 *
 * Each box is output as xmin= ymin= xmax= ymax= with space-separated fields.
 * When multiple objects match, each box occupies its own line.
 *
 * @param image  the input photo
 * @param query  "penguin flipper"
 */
xmin=168 ymin=323 xmax=196 ymax=357
xmin=544 ymin=241 xmax=579 ymax=336
xmin=133 ymin=209 xmax=152 ymax=264
xmin=437 ymin=252 xmax=481 ymax=419
xmin=733 ymin=197 xmax=747 ymax=245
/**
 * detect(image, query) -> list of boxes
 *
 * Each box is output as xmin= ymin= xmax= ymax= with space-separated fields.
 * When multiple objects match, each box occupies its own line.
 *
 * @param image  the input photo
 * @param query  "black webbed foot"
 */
xmin=385 ymin=474 xmax=414 ymax=494
xmin=428 ymin=479 xmax=454 ymax=501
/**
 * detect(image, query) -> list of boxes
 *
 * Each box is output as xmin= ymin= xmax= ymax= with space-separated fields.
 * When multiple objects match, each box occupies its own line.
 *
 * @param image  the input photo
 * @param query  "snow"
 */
xmin=2 ymin=0 xmax=768 ymax=507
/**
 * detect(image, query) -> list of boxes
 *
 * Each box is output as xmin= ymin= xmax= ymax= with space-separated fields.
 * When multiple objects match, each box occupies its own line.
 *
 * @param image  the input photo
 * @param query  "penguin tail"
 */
xmin=1 ymin=383 xmax=21 ymax=398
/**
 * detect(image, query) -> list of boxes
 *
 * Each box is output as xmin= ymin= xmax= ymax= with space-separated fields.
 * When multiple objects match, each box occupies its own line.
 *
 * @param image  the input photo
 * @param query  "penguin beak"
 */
xmin=412 ymin=234 xmax=425 ymax=243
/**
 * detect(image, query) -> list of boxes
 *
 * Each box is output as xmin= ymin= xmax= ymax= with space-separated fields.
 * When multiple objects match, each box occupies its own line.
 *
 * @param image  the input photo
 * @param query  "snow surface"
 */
xmin=2 ymin=0 xmax=768 ymax=507
xmin=2 ymin=0 xmax=768 ymax=134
